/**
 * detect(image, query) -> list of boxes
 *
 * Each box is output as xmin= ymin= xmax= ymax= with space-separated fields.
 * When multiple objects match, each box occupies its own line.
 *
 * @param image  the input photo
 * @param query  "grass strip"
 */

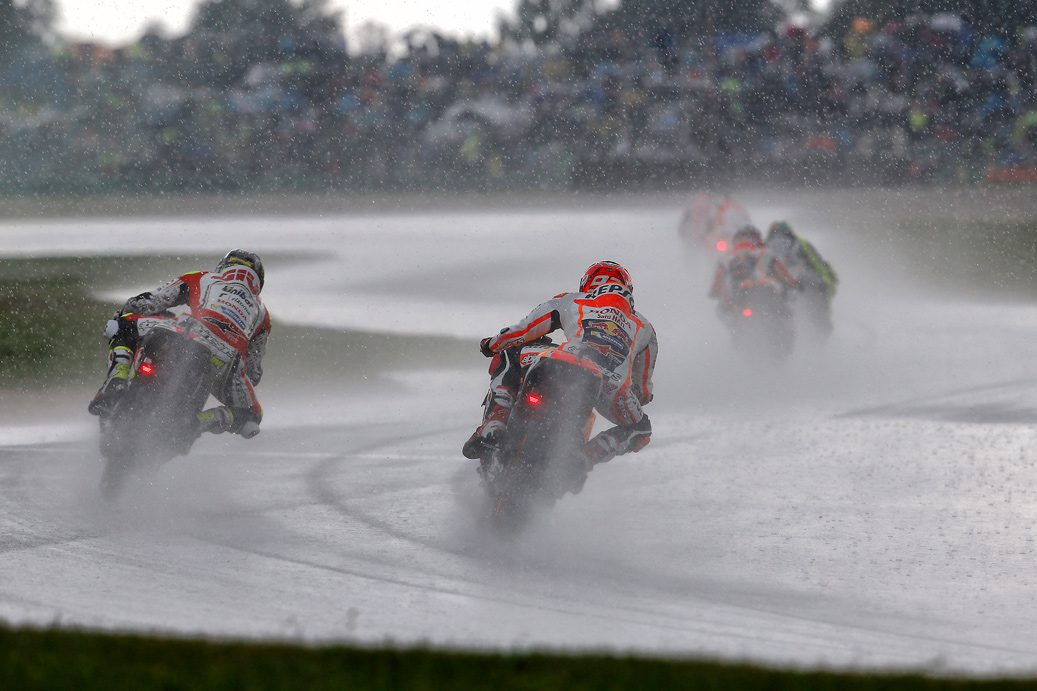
xmin=1 ymin=624 xmax=1034 ymax=691
xmin=0 ymin=257 xmax=117 ymax=387
xmin=891 ymin=219 xmax=1037 ymax=297
xmin=0 ymin=255 xmax=470 ymax=388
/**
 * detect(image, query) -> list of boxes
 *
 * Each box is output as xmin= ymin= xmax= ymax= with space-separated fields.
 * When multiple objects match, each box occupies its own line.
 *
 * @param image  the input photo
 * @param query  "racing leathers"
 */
xmin=88 ymin=266 xmax=270 ymax=438
xmin=679 ymin=192 xmax=752 ymax=253
xmin=764 ymin=233 xmax=838 ymax=335
xmin=465 ymin=282 xmax=657 ymax=472
xmin=709 ymin=241 xmax=798 ymax=322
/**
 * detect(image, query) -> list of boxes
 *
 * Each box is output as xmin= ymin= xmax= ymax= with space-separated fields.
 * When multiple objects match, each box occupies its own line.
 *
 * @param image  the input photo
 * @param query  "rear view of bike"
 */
xmin=730 ymin=283 xmax=795 ymax=362
xmin=483 ymin=355 xmax=602 ymax=533
xmin=99 ymin=330 xmax=215 ymax=499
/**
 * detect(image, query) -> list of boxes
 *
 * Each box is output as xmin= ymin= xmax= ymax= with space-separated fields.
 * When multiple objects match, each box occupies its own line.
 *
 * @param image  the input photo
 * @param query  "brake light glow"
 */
xmin=139 ymin=362 xmax=155 ymax=376
xmin=742 ymin=308 xmax=753 ymax=317
xmin=526 ymin=392 xmax=543 ymax=406
xmin=716 ymin=240 xmax=728 ymax=252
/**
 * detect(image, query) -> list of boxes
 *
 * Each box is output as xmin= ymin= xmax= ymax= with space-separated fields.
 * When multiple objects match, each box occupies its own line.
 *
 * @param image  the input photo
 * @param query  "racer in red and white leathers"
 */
xmin=463 ymin=261 xmax=657 ymax=470
xmin=87 ymin=249 xmax=270 ymax=439
xmin=679 ymin=191 xmax=753 ymax=254
xmin=709 ymin=225 xmax=798 ymax=321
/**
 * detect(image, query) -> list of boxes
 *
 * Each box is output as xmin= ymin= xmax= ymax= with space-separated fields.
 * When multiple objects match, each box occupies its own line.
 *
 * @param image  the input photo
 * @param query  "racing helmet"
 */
xmin=765 ymin=221 xmax=797 ymax=255
xmin=579 ymin=260 xmax=633 ymax=294
xmin=217 ymin=249 xmax=265 ymax=290
xmin=766 ymin=221 xmax=796 ymax=242
xmin=731 ymin=225 xmax=763 ymax=248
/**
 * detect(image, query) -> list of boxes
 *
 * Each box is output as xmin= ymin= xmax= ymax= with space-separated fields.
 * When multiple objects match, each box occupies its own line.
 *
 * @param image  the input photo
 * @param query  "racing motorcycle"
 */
xmin=97 ymin=327 xmax=217 ymax=499
xmin=480 ymin=349 xmax=603 ymax=532
xmin=726 ymin=278 xmax=795 ymax=362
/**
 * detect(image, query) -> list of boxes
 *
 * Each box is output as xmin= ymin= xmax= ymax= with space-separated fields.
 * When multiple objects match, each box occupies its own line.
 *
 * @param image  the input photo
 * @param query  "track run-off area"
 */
xmin=2 ymin=190 xmax=1037 ymax=674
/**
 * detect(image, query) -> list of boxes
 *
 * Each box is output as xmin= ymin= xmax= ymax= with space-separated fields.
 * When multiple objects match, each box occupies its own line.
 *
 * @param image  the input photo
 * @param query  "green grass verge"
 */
xmin=892 ymin=219 xmax=1037 ymax=297
xmin=2 ymin=625 xmax=1033 ymax=691
xmin=0 ymin=256 xmax=122 ymax=388
xmin=0 ymin=256 xmax=470 ymax=389
xmin=0 ymin=255 xmax=226 ymax=388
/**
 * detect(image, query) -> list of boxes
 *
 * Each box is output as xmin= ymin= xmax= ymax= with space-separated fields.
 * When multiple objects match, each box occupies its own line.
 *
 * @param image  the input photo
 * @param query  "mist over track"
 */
xmin=2 ymin=190 xmax=1037 ymax=674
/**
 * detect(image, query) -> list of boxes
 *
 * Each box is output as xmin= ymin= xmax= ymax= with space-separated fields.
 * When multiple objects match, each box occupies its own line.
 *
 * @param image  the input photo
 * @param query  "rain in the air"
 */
xmin=2 ymin=0 xmax=1037 ymax=686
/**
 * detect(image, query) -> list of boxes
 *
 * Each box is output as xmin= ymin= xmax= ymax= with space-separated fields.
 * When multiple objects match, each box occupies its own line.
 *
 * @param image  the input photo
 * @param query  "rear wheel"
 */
xmin=487 ymin=441 xmax=554 ymax=534
xmin=99 ymin=439 xmax=133 ymax=501
xmin=732 ymin=288 xmax=794 ymax=362
xmin=98 ymin=384 xmax=151 ymax=499
xmin=97 ymin=332 xmax=214 ymax=499
xmin=484 ymin=359 xmax=599 ymax=533
xmin=797 ymin=288 xmax=833 ymax=340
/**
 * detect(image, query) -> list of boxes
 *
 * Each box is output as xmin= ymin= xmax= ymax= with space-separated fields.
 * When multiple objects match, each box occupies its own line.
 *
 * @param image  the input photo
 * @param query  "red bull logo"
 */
xmin=589 ymin=320 xmax=625 ymax=338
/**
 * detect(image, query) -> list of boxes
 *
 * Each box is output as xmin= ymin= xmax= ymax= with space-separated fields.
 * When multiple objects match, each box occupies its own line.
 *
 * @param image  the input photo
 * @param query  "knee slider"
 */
xmin=225 ymin=406 xmax=259 ymax=433
xmin=227 ymin=407 xmax=261 ymax=437
xmin=625 ymin=415 xmax=652 ymax=454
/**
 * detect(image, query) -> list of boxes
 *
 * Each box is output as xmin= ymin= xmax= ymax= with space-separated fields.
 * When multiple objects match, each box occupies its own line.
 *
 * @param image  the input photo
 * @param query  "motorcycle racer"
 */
xmin=678 ymin=191 xmax=753 ymax=253
xmin=765 ymin=221 xmax=838 ymax=335
xmin=87 ymin=249 xmax=271 ymax=439
xmin=463 ymin=260 xmax=658 ymax=472
xmin=709 ymin=225 xmax=798 ymax=320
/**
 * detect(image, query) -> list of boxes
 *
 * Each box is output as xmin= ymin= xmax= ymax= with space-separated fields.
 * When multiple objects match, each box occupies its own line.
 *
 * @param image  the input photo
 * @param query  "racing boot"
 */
xmin=462 ymin=401 xmax=510 ymax=461
xmin=582 ymin=415 xmax=652 ymax=467
xmin=87 ymin=346 xmax=133 ymax=416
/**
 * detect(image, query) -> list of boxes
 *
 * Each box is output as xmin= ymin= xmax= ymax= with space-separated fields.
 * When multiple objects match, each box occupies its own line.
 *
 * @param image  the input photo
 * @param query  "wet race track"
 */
xmin=2 ymin=191 xmax=1037 ymax=673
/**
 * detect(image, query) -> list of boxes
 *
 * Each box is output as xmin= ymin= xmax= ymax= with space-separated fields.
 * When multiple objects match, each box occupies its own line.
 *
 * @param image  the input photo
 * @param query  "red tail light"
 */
xmin=526 ymin=392 xmax=543 ymax=406
xmin=139 ymin=362 xmax=155 ymax=376
xmin=742 ymin=308 xmax=753 ymax=318
xmin=716 ymin=240 xmax=728 ymax=252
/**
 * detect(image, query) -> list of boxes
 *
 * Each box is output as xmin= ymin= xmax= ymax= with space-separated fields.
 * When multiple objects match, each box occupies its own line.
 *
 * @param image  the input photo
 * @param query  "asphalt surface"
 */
xmin=2 ymin=191 xmax=1036 ymax=673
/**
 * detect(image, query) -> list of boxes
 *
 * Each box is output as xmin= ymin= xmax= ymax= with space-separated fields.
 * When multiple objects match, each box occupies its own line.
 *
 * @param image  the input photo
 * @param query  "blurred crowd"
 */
xmin=5 ymin=12 xmax=1037 ymax=193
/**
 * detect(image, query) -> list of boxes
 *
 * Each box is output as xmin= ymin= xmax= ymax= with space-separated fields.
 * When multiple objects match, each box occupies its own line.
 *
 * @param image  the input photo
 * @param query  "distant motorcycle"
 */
xmin=480 ymin=349 xmax=602 ymax=532
xmin=724 ymin=279 xmax=795 ymax=362
xmin=678 ymin=192 xmax=752 ymax=257
xmin=793 ymin=281 xmax=835 ymax=340
xmin=97 ymin=327 xmax=215 ymax=498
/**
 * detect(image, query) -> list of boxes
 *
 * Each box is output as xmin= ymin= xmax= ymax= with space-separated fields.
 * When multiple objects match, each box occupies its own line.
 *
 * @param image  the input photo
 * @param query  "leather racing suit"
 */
xmin=764 ymin=233 xmax=838 ymax=334
xmin=709 ymin=241 xmax=798 ymax=318
xmin=679 ymin=193 xmax=752 ymax=251
xmin=101 ymin=266 xmax=270 ymax=434
xmin=472 ymin=281 xmax=658 ymax=467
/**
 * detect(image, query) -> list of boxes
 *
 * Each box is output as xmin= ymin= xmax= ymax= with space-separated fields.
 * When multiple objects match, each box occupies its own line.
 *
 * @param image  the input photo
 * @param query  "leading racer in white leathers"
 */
xmin=87 ymin=249 xmax=271 ymax=439
xmin=463 ymin=260 xmax=658 ymax=469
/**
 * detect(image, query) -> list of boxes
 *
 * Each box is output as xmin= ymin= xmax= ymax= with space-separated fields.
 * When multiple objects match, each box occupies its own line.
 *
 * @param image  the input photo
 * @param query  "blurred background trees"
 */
xmin=825 ymin=0 xmax=1037 ymax=36
xmin=5 ymin=0 xmax=1037 ymax=193
xmin=181 ymin=0 xmax=344 ymax=87
xmin=0 ymin=0 xmax=54 ymax=65
xmin=0 ymin=0 xmax=57 ymax=104
xmin=501 ymin=0 xmax=797 ymax=46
